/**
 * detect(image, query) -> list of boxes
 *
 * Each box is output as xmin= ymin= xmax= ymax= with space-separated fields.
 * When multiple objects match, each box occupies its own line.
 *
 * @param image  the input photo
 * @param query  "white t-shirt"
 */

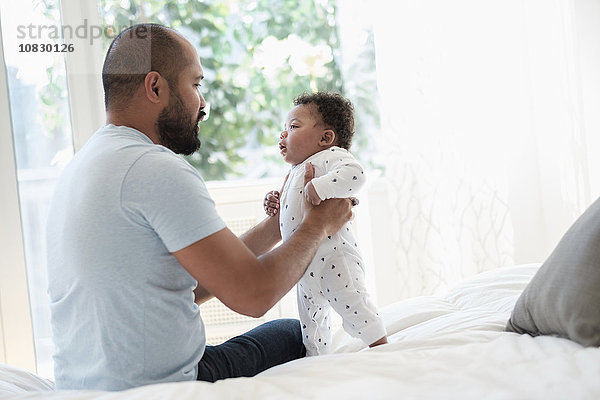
xmin=46 ymin=124 xmax=226 ymax=391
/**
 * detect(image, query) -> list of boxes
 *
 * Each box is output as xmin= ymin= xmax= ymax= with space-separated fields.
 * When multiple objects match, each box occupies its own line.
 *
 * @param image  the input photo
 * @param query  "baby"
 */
xmin=264 ymin=92 xmax=387 ymax=356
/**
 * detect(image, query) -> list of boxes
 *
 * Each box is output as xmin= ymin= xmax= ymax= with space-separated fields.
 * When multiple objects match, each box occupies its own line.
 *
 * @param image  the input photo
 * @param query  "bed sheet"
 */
xmin=2 ymin=263 xmax=600 ymax=399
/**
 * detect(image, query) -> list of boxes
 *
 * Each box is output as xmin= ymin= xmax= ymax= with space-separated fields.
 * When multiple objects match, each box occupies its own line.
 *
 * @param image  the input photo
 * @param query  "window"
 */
xmin=0 ymin=0 xmax=74 ymax=378
xmin=97 ymin=0 xmax=381 ymax=346
xmin=0 ymin=0 xmax=382 ymax=377
xmin=98 ymin=0 xmax=382 ymax=181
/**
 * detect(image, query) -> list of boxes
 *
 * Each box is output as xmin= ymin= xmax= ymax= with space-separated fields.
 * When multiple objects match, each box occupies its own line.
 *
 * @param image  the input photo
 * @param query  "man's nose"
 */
xmin=280 ymin=131 xmax=287 ymax=140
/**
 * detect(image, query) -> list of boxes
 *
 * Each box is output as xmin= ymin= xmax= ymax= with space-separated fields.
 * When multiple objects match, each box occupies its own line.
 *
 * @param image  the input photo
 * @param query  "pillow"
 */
xmin=0 ymin=363 xmax=54 ymax=394
xmin=506 ymin=197 xmax=600 ymax=346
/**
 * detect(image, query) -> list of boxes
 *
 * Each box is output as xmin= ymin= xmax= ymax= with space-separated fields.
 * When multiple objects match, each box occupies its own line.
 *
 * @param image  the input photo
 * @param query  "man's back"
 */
xmin=46 ymin=124 xmax=225 ymax=390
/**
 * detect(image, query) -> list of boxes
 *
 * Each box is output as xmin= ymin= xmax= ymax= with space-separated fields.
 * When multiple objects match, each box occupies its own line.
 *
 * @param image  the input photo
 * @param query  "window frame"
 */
xmin=60 ymin=0 xmax=106 ymax=151
xmin=0 ymin=16 xmax=36 ymax=371
xmin=0 ymin=0 xmax=105 ymax=372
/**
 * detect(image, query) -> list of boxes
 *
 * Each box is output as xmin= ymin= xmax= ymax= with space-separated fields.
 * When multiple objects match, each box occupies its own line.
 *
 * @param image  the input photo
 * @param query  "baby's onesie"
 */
xmin=279 ymin=146 xmax=386 ymax=356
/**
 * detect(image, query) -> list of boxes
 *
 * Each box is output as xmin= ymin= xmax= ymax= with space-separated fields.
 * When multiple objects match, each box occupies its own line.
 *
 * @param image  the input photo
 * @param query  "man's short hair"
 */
xmin=102 ymin=23 xmax=190 ymax=110
xmin=293 ymin=92 xmax=355 ymax=150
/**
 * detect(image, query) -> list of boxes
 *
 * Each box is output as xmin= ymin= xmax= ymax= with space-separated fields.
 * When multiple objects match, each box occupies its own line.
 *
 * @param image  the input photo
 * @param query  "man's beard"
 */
xmin=156 ymin=92 xmax=203 ymax=155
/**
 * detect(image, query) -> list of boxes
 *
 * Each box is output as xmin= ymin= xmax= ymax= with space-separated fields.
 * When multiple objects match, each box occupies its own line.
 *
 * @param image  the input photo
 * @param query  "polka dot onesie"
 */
xmin=279 ymin=146 xmax=386 ymax=356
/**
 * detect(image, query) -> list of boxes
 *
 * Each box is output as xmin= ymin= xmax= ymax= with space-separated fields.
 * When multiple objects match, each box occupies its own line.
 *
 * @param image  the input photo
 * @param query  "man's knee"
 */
xmin=274 ymin=318 xmax=301 ymax=337
xmin=269 ymin=318 xmax=306 ymax=358
xmin=277 ymin=318 xmax=301 ymax=332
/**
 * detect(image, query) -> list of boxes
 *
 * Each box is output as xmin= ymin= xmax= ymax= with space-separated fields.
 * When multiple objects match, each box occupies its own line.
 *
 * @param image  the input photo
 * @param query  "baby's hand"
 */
xmin=304 ymin=181 xmax=322 ymax=206
xmin=264 ymin=190 xmax=280 ymax=217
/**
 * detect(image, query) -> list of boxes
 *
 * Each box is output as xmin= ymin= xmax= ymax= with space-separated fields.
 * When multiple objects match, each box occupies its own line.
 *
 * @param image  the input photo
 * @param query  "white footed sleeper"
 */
xmin=279 ymin=147 xmax=386 ymax=356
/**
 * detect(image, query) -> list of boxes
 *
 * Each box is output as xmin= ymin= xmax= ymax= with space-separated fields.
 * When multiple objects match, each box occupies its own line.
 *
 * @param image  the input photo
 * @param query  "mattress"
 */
xmin=2 ymin=263 xmax=599 ymax=399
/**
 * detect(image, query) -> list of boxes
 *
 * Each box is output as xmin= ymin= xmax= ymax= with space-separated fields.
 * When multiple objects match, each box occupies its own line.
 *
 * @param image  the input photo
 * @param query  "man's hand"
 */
xmin=304 ymin=180 xmax=322 ymax=205
xmin=173 ymin=167 xmax=354 ymax=318
xmin=302 ymin=162 xmax=354 ymax=237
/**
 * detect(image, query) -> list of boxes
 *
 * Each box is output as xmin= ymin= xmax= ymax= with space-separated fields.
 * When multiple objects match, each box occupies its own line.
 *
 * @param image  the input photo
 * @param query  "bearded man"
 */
xmin=46 ymin=23 xmax=355 ymax=391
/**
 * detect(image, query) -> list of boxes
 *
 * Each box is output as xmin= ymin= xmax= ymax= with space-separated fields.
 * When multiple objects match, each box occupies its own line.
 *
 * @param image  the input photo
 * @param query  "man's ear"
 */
xmin=319 ymin=129 xmax=336 ymax=147
xmin=144 ymin=71 xmax=165 ymax=104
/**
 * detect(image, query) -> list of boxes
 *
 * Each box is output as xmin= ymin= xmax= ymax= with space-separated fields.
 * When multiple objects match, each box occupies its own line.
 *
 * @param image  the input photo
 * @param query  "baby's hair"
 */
xmin=293 ymin=92 xmax=355 ymax=150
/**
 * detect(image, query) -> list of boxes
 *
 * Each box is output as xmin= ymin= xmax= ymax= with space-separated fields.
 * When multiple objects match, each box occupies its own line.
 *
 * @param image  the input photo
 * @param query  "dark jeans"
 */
xmin=197 ymin=318 xmax=306 ymax=382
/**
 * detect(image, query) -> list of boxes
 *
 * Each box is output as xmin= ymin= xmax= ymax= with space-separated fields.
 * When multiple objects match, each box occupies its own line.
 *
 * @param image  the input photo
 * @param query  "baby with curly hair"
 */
xmin=264 ymin=91 xmax=387 ymax=356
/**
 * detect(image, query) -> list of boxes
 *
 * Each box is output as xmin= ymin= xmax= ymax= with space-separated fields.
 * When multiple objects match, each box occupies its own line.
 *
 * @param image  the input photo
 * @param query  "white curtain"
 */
xmin=371 ymin=0 xmax=600 ymax=301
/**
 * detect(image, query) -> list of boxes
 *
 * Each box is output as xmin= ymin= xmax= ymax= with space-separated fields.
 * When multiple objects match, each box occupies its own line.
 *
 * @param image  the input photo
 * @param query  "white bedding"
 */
xmin=2 ymin=263 xmax=600 ymax=399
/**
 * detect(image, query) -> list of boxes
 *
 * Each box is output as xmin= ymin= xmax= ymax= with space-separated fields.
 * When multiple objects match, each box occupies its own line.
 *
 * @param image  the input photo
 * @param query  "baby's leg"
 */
xmin=297 ymin=284 xmax=333 ymax=356
xmin=320 ymin=254 xmax=386 ymax=347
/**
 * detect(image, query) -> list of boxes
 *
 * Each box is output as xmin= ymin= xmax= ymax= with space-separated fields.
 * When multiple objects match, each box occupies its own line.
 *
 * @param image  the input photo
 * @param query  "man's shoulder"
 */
xmin=123 ymin=146 xmax=202 ymax=192
xmin=92 ymin=125 xmax=193 ymax=173
xmin=81 ymin=125 xmax=160 ymax=160
xmin=130 ymin=146 xmax=194 ymax=174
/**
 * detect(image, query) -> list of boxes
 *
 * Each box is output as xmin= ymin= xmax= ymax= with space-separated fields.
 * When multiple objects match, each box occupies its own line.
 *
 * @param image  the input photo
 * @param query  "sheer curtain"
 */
xmin=371 ymin=0 xmax=600 ymax=301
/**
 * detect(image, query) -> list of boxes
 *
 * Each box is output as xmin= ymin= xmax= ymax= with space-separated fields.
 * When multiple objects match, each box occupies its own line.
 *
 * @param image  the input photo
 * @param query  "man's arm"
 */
xmin=238 ymin=214 xmax=281 ymax=256
xmin=174 ymin=164 xmax=354 ymax=318
xmin=239 ymin=172 xmax=289 ymax=256
xmin=175 ymin=201 xmax=349 ymax=317
xmin=193 ymin=284 xmax=213 ymax=305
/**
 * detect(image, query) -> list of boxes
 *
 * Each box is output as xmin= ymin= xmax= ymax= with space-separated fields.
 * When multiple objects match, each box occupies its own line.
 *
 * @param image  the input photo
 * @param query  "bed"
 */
xmin=1 ymin=263 xmax=599 ymax=399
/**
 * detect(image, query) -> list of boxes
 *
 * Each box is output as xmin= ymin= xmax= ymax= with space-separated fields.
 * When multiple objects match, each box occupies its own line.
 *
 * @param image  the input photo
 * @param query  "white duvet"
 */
xmin=2 ymin=263 xmax=600 ymax=399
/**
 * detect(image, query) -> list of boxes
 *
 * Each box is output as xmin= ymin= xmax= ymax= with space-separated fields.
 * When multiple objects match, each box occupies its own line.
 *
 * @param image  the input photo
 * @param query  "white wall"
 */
xmin=369 ymin=0 xmax=600 ymax=303
xmin=576 ymin=0 xmax=600 ymax=200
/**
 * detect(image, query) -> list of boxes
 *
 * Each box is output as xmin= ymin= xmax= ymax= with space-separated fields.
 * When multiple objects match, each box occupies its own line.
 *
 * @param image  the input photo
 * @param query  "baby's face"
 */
xmin=279 ymin=104 xmax=324 ymax=166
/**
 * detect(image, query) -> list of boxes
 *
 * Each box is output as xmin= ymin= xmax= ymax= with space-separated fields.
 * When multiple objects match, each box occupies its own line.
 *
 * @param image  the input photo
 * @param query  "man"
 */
xmin=46 ymin=23 xmax=354 ymax=391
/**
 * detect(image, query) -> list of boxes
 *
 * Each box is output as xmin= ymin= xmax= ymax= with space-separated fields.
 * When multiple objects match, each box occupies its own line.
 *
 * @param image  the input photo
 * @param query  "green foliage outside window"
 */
xmin=101 ymin=0 xmax=348 ymax=181
xmin=32 ymin=0 xmax=381 ymax=181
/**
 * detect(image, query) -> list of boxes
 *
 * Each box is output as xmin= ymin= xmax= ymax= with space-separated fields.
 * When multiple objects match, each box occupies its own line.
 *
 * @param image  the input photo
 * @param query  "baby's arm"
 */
xmin=306 ymin=150 xmax=365 ymax=204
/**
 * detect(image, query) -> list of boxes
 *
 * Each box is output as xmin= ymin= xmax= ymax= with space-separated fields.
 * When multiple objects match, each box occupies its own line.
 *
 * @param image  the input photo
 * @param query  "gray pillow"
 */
xmin=506 ymin=197 xmax=600 ymax=346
